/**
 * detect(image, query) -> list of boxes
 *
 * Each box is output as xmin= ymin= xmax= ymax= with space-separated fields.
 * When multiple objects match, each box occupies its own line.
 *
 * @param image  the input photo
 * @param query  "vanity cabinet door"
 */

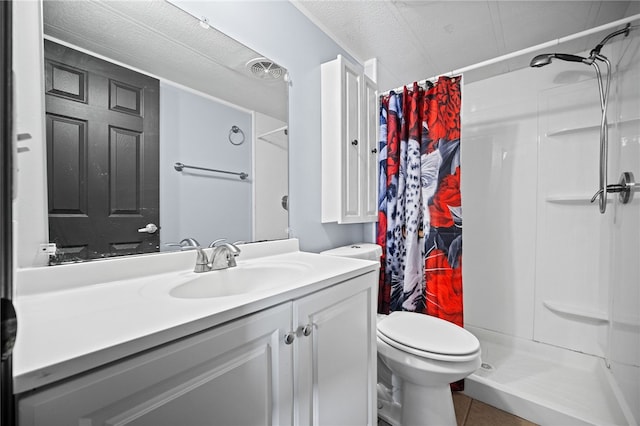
xmin=293 ymin=272 xmax=377 ymax=426
xmin=18 ymin=303 xmax=293 ymax=426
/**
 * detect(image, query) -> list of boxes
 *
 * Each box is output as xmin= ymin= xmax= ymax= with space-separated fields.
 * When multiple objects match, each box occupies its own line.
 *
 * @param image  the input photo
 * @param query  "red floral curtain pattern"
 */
xmin=377 ymin=75 xmax=463 ymax=324
xmin=377 ymin=75 xmax=463 ymax=390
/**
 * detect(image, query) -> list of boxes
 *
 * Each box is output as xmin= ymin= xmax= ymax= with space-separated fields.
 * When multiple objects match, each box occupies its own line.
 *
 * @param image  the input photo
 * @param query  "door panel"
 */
xmin=44 ymin=40 xmax=159 ymax=262
xmin=109 ymin=126 xmax=142 ymax=214
xmin=46 ymin=114 xmax=88 ymax=215
xmin=109 ymin=79 xmax=142 ymax=115
xmin=85 ymin=345 xmax=273 ymax=426
xmin=45 ymin=60 xmax=87 ymax=102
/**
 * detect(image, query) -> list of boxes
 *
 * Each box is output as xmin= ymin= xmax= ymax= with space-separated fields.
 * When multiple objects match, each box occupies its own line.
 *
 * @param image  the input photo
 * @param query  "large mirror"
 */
xmin=41 ymin=0 xmax=289 ymax=263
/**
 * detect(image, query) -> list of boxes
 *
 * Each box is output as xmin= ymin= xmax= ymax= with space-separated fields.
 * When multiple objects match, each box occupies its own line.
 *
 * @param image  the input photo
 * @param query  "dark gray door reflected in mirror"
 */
xmin=45 ymin=40 xmax=160 ymax=263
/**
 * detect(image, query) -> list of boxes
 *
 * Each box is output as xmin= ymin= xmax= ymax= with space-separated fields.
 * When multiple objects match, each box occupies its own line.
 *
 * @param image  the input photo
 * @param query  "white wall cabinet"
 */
xmin=321 ymin=55 xmax=378 ymax=224
xmin=18 ymin=273 xmax=377 ymax=426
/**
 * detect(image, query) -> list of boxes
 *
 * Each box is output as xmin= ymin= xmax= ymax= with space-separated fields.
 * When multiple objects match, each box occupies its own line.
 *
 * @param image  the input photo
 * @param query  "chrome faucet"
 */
xmin=165 ymin=238 xmax=209 ymax=273
xmin=166 ymin=238 xmax=242 ymax=273
xmin=208 ymin=240 xmax=241 ymax=270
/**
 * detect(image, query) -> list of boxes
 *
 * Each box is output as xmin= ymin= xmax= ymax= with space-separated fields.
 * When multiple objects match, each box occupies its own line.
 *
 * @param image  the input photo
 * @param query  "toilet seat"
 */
xmin=377 ymin=332 xmax=480 ymax=362
xmin=377 ymin=312 xmax=480 ymax=362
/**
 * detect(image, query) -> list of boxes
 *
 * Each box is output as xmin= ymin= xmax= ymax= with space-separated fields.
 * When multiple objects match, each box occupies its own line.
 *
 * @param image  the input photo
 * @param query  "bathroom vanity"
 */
xmin=13 ymin=239 xmax=378 ymax=426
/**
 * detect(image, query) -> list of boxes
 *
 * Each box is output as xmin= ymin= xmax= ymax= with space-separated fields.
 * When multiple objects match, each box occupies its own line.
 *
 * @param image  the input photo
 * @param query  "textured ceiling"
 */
xmin=293 ymin=0 xmax=640 ymax=89
xmin=43 ymin=0 xmax=289 ymax=121
xmin=42 ymin=1 xmax=640 ymax=110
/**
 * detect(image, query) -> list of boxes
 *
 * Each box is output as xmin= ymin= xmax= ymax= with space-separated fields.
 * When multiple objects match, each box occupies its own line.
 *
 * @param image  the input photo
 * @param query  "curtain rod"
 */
xmin=381 ymin=13 xmax=640 ymax=96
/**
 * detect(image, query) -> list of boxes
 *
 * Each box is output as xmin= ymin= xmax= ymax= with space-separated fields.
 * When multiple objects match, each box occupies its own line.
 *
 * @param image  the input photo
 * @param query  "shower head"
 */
xmin=530 ymin=25 xmax=633 ymax=69
xmin=529 ymin=53 xmax=588 ymax=68
xmin=530 ymin=54 xmax=553 ymax=67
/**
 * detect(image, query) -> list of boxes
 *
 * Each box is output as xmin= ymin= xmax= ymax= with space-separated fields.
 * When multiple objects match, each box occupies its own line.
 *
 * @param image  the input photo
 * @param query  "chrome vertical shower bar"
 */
xmin=591 ymin=56 xmax=611 ymax=214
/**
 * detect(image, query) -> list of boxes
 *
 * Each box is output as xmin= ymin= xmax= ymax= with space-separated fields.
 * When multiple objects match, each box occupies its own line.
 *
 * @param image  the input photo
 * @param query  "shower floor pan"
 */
xmin=464 ymin=326 xmax=632 ymax=426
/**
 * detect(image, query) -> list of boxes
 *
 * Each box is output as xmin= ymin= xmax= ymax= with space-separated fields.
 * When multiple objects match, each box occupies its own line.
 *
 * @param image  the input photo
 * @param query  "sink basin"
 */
xmin=169 ymin=262 xmax=311 ymax=299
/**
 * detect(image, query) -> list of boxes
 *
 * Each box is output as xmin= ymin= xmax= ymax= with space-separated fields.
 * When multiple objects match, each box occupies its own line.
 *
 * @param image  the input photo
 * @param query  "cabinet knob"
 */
xmin=371 ymin=148 xmax=378 ymax=154
xmin=284 ymin=332 xmax=295 ymax=345
xmin=302 ymin=324 xmax=313 ymax=337
xmin=351 ymin=139 xmax=358 ymax=146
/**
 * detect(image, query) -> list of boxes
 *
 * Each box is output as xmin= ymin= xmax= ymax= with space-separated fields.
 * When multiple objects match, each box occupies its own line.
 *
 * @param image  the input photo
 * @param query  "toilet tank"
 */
xmin=320 ymin=243 xmax=382 ymax=261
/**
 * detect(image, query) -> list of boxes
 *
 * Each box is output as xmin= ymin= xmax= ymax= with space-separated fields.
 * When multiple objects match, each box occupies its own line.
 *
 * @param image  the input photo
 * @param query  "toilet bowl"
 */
xmin=320 ymin=244 xmax=481 ymax=426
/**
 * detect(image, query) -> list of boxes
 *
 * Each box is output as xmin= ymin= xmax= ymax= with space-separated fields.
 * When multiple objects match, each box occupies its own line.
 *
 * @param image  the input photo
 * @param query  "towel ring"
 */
xmin=229 ymin=125 xmax=245 ymax=146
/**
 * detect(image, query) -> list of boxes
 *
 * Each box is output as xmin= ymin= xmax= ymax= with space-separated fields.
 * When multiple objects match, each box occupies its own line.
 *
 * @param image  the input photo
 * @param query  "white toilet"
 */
xmin=321 ymin=244 xmax=482 ymax=426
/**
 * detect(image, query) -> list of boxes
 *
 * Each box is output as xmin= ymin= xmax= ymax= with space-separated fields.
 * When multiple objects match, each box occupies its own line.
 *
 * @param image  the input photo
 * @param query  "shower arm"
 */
xmin=590 ymin=24 xmax=631 ymax=58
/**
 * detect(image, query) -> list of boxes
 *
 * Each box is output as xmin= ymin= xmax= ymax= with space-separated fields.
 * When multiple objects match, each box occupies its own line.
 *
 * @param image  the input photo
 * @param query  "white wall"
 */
xmin=608 ymin=27 xmax=640 ymax=422
xmin=13 ymin=1 xmax=50 ymax=268
xmin=461 ymin=67 xmax=539 ymax=339
xmin=160 ymin=82 xmax=253 ymax=248
xmin=170 ymin=1 xmax=368 ymax=253
xmin=462 ymin=31 xmax=639 ymax=421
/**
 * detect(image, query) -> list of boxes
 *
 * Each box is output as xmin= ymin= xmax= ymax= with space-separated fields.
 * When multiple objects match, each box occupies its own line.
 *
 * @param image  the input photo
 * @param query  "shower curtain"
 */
xmin=377 ymin=75 xmax=463 ymax=327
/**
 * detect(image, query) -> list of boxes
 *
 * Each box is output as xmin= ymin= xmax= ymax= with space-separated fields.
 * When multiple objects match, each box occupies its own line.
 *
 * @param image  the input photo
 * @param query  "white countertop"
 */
xmin=13 ymin=239 xmax=379 ymax=393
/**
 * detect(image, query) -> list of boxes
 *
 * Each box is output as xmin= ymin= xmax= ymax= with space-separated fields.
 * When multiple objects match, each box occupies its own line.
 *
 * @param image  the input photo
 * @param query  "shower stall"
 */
xmin=461 ymin=22 xmax=639 ymax=425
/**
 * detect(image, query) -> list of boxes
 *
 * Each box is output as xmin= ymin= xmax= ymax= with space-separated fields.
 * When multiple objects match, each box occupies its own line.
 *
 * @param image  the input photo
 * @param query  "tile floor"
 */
xmin=453 ymin=393 xmax=537 ymax=426
xmin=378 ymin=392 xmax=538 ymax=426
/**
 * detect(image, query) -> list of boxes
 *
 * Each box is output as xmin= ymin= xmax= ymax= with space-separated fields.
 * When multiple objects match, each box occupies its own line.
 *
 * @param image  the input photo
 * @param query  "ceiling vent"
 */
xmin=246 ymin=58 xmax=285 ymax=80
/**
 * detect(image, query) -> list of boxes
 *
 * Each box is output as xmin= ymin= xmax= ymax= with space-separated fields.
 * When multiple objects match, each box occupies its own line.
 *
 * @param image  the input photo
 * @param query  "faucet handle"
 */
xmin=208 ymin=238 xmax=227 ymax=248
xmin=180 ymin=238 xmax=201 ymax=247
xmin=165 ymin=238 xmax=201 ymax=251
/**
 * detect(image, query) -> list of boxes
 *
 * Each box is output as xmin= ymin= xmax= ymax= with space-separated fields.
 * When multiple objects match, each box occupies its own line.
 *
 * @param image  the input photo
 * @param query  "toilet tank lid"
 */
xmin=377 ymin=312 xmax=480 ymax=356
xmin=320 ymin=243 xmax=382 ymax=260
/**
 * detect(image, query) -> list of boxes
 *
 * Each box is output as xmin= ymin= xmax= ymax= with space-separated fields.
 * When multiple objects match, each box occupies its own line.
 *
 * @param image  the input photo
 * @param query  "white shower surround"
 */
xmin=461 ymin=27 xmax=639 ymax=425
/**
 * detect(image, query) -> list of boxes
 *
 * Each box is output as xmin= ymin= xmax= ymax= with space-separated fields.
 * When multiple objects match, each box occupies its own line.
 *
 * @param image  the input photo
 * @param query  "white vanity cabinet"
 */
xmin=17 ymin=272 xmax=377 ymax=426
xmin=321 ymin=54 xmax=378 ymax=224
xmin=18 ymin=303 xmax=294 ymax=426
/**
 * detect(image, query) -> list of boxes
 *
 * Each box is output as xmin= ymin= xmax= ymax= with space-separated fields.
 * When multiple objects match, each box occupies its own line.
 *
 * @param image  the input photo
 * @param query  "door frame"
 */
xmin=1 ymin=0 xmax=16 ymax=425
